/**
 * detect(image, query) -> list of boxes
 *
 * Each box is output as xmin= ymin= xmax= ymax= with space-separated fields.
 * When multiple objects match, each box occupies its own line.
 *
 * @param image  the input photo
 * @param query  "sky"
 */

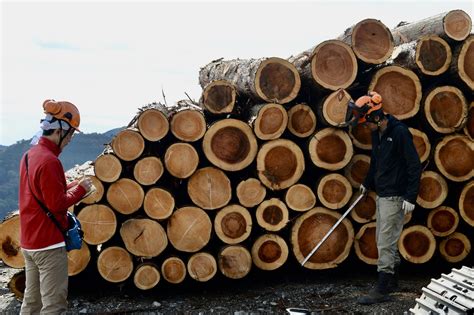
xmin=1 ymin=0 xmax=473 ymax=145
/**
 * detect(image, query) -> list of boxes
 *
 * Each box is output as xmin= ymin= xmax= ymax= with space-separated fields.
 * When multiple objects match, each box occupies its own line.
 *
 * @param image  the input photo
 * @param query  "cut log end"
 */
xmin=256 ymin=198 xmax=289 ymax=232
xmin=439 ymin=232 xmax=471 ymax=263
xmin=214 ymin=205 xmax=252 ymax=244
xmin=97 ymin=246 xmax=134 ymax=283
xmin=187 ymin=167 xmax=232 ymax=210
xmin=354 ymin=222 xmax=378 ymax=265
xmin=201 ymin=80 xmax=237 ymax=114
xmin=416 ymin=171 xmax=448 ymax=209
xmin=106 ymin=178 xmax=144 ymax=215
xmin=458 ymin=35 xmax=474 ymax=89
xmin=352 ymin=19 xmax=394 ymax=64
xmin=167 ymin=207 xmax=212 ymax=252
xmin=161 ymin=257 xmax=186 ymax=284
xmin=171 ymin=109 xmax=207 ymax=142
xmin=8 ymin=270 xmax=25 ymax=301
xmin=134 ymin=264 xmax=160 ymax=290
xmin=416 ymin=36 xmax=452 ymax=75
xmin=0 ymin=215 xmax=24 ymax=269
xmin=218 ymin=245 xmax=252 ymax=279
xmin=435 ymin=135 xmax=474 ymax=182
xmin=94 ymin=154 xmax=122 ymax=183
xmin=251 ymin=234 xmax=288 ymax=271
xmin=459 ymin=181 xmax=474 ymax=227
xmin=398 ymin=225 xmax=436 ymax=264
xmin=77 ymin=204 xmax=117 ymax=245
xmin=465 ymin=103 xmax=474 ymax=140
xmin=187 ymin=252 xmax=217 ymax=282
xmin=111 ymin=129 xmax=145 ymax=161
xmin=321 ymin=90 xmax=351 ymax=127
xmin=285 ymin=184 xmax=316 ymax=212
xmin=427 ymin=206 xmax=459 ymax=237
xmin=409 ymin=128 xmax=431 ymax=163
xmin=349 ymin=123 xmax=372 ymax=150
xmin=236 ymin=178 xmax=266 ymax=208
xmin=287 ymin=104 xmax=316 ymax=138
xmin=67 ymin=242 xmax=91 ymax=276
xmin=81 ymin=176 xmax=104 ymax=204
xmin=144 ymin=188 xmax=175 ymax=220
xmin=165 ymin=143 xmax=199 ymax=179
xmin=137 ymin=109 xmax=169 ymax=142
xmin=120 ymin=218 xmax=168 ymax=258
xmin=350 ymin=192 xmax=377 ymax=224
xmin=133 ymin=156 xmax=164 ymax=186
xmin=344 ymin=154 xmax=370 ymax=188
xmin=309 ymin=128 xmax=353 ymax=171
xmin=444 ymin=10 xmax=472 ymax=41
xmin=317 ymin=173 xmax=352 ymax=210
xmin=253 ymin=103 xmax=288 ymax=140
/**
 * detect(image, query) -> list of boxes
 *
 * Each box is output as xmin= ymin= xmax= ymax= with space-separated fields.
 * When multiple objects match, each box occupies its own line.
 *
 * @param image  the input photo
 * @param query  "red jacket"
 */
xmin=19 ymin=137 xmax=86 ymax=249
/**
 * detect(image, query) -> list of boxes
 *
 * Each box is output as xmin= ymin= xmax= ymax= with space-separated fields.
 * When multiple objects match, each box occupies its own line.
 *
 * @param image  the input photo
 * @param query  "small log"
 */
xmin=369 ymin=66 xmax=422 ymax=120
xmin=338 ymin=18 xmax=394 ymax=64
xmin=111 ymin=129 xmax=145 ymax=162
xmin=97 ymin=246 xmax=134 ymax=283
xmin=285 ymin=183 xmax=316 ymax=212
xmin=459 ymin=180 xmax=474 ymax=226
xmin=256 ymin=198 xmax=289 ymax=232
xmin=94 ymin=153 xmax=122 ymax=183
xmin=133 ymin=263 xmax=160 ymax=290
xmin=161 ymin=257 xmax=186 ymax=284
xmin=170 ymin=102 xmax=207 ymax=141
xmin=318 ymin=89 xmax=352 ymax=127
xmin=316 ymin=173 xmax=352 ymax=210
xmin=248 ymin=103 xmax=288 ymax=140
xmin=187 ymin=252 xmax=217 ymax=282
xmin=349 ymin=123 xmax=372 ymax=150
xmin=439 ymin=232 xmax=471 ymax=263
xmin=423 ymin=86 xmax=468 ymax=134
xmin=77 ymin=204 xmax=116 ymax=245
xmin=7 ymin=270 xmax=25 ymax=301
xmin=344 ymin=154 xmax=371 ymax=188
xmin=133 ymin=156 xmax=164 ymax=186
xmin=164 ymin=143 xmax=199 ymax=179
xmin=187 ymin=167 xmax=232 ymax=210
xmin=409 ymin=128 xmax=431 ymax=163
xmin=308 ymin=128 xmax=353 ymax=171
xmin=465 ymin=102 xmax=474 ymax=140
xmin=137 ymin=108 xmax=169 ymax=142
xmin=167 ymin=207 xmax=212 ymax=253
xmin=257 ymin=139 xmax=305 ymax=190
xmin=202 ymin=119 xmax=258 ymax=171
xmin=398 ymin=225 xmax=436 ymax=264
xmin=236 ymin=178 xmax=266 ymax=208
xmin=218 ymin=245 xmax=252 ymax=280
xmin=0 ymin=214 xmax=24 ymax=269
xmin=143 ymin=187 xmax=175 ymax=221
xmin=106 ymin=178 xmax=144 ymax=215
xmin=287 ymin=104 xmax=317 ymax=138
xmin=427 ymin=206 xmax=459 ymax=237
xmin=200 ymin=80 xmax=237 ymax=114
xmin=434 ymin=134 xmax=474 ymax=182
xmin=350 ymin=192 xmax=377 ymax=224
xmin=81 ymin=176 xmax=104 ymax=204
xmin=67 ymin=242 xmax=91 ymax=276
xmin=354 ymin=222 xmax=377 ymax=265
xmin=199 ymin=57 xmax=301 ymax=104
xmin=291 ymin=207 xmax=354 ymax=270
xmin=416 ymin=171 xmax=448 ymax=209
xmin=451 ymin=35 xmax=474 ymax=90
xmin=120 ymin=218 xmax=168 ymax=258
xmin=251 ymin=234 xmax=288 ymax=271
xmin=391 ymin=10 xmax=472 ymax=45
xmin=214 ymin=205 xmax=252 ymax=245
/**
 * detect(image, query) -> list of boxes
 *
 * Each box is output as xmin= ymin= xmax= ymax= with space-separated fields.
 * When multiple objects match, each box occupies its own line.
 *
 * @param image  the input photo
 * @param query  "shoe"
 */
xmin=357 ymin=272 xmax=393 ymax=305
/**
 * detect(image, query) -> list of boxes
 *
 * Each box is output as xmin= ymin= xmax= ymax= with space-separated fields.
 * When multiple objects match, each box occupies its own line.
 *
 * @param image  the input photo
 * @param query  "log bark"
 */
xmin=0 ymin=214 xmax=24 ymax=269
xmin=434 ymin=134 xmax=474 ymax=182
xmin=338 ymin=18 xmax=394 ymax=64
xmin=416 ymin=171 xmax=448 ymax=209
xmin=423 ymin=86 xmax=468 ymax=134
xmin=94 ymin=153 xmax=122 ymax=183
xmin=120 ymin=218 xmax=168 ymax=258
xmin=398 ymin=225 xmax=436 ymax=264
xmin=287 ymin=104 xmax=317 ymax=138
xmin=439 ymin=232 xmax=471 ymax=263
xmin=285 ymin=183 xmax=316 ymax=212
xmin=349 ymin=123 xmax=372 ymax=150
xmin=214 ymin=205 xmax=252 ymax=244
xmin=77 ymin=204 xmax=117 ymax=245
xmin=133 ymin=156 xmax=164 ymax=186
xmin=369 ymin=66 xmax=422 ymax=120
xmin=187 ymin=252 xmax=217 ymax=282
xmin=133 ymin=263 xmax=160 ymax=290
xmin=199 ymin=80 xmax=237 ymax=114
xmin=161 ymin=257 xmax=186 ymax=284
xmin=170 ymin=100 xmax=207 ymax=141
xmin=81 ymin=176 xmax=104 ymax=205
xmin=137 ymin=108 xmax=169 ymax=142
xmin=164 ymin=143 xmax=199 ymax=179
xmin=7 ymin=270 xmax=25 ymax=300
xmin=316 ymin=173 xmax=352 ymax=210
xmin=354 ymin=222 xmax=377 ymax=265
xmin=167 ymin=207 xmax=212 ymax=253
xmin=427 ymin=206 xmax=459 ymax=237
xmin=251 ymin=234 xmax=288 ymax=271
xmin=247 ymin=103 xmax=288 ymax=140
xmin=218 ymin=245 xmax=252 ymax=280
xmin=391 ymin=10 xmax=472 ymax=45
xmin=202 ymin=119 xmax=258 ymax=171
xmin=67 ymin=242 xmax=91 ymax=276
xmin=451 ymin=35 xmax=474 ymax=90
xmin=308 ymin=128 xmax=353 ymax=171
xmin=344 ymin=154 xmax=370 ymax=188
xmin=257 ymin=139 xmax=305 ymax=190
xmin=199 ymin=57 xmax=301 ymax=104
xmin=106 ymin=178 xmax=144 ymax=215
xmin=409 ymin=128 xmax=431 ymax=163
xmin=350 ymin=192 xmax=377 ymax=224
xmin=255 ymin=198 xmax=289 ymax=232
xmin=187 ymin=167 xmax=232 ymax=210
xmin=465 ymin=102 xmax=474 ymax=140
xmin=97 ymin=246 xmax=134 ymax=283
xmin=143 ymin=187 xmax=175 ymax=221
xmin=459 ymin=180 xmax=474 ymax=227
xmin=318 ymin=89 xmax=352 ymax=127
xmin=111 ymin=129 xmax=145 ymax=162
xmin=236 ymin=178 xmax=266 ymax=208
xmin=291 ymin=207 xmax=354 ymax=269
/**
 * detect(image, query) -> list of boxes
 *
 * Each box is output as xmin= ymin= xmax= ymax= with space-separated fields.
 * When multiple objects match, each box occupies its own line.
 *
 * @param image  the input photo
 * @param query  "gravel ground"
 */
xmin=0 ymin=258 xmax=444 ymax=314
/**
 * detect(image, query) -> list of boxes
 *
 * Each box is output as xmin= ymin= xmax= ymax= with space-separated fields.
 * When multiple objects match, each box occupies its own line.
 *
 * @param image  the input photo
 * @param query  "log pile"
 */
xmin=1 ymin=10 xmax=472 ymax=294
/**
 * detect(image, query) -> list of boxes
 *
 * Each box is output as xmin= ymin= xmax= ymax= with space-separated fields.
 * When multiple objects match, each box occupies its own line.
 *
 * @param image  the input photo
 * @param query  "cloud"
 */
xmin=35 ymin=40 xmax=80 ymax=51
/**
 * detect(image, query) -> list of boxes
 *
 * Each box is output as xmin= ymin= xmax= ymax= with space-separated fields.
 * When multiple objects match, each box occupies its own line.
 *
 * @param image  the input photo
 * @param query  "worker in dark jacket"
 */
xmin=344 ymin=92 xmax=422 ymax=305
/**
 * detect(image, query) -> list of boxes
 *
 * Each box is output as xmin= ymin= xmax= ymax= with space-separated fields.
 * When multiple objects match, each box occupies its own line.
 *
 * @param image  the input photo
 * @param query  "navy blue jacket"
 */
xmin=363 ymin=115 xmax=422 ymax=203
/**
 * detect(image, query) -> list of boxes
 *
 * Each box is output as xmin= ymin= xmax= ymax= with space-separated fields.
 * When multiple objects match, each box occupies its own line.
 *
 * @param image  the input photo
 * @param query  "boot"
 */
xmin=357 ymin=272 xmax=392 ymax=305
xmin=387 ymin=265 xmax=399 ymax=293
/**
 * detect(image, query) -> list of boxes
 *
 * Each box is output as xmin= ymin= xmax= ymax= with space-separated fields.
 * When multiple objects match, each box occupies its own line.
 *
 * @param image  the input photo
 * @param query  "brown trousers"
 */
xmin=20 ymin=247 xmax=68 ymax=315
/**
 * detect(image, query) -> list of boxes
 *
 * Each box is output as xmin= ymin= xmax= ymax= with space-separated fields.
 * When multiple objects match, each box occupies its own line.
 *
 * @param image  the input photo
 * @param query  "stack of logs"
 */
xmin=1 ymin=10 xmax=473 ymax=292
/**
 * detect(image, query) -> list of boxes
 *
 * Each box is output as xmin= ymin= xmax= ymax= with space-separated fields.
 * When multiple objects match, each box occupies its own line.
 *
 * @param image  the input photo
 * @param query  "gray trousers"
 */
xmin=20 ymin=247 xmax=68 ymax=315
xmin=375 ymin=196 xmax=404 ymax=274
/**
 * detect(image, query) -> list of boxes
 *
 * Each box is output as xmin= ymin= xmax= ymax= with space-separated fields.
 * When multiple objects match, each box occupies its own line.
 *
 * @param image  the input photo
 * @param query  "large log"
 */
xmin=285 ymin=183 xmax=316 ymax=212
xmin=120 ymin=218 xmax=168 ymax=258
xmin=308 ymin=128 xmax=353 ymax=171
xmin=434 ymin=134 xmax=474 ymax=182
xmin=81 ymin=176 xmax=104 ymax=205
xmin=161 ymin=257 xmax=186 ymax=284
xmin=316 ymin=173 xmax=352 ymax=210
xmin=136 ymin=108 xmax=169 ymax=142
xmin=287 ymin=104 xmax=317 ymax=138
xmin=199 ymin=57 xmax=301 ymax=104
xmin=427 ymin=206 xmax=459 ymax=237
xmin=459 ymin=180 xmax=474 ymax=226
xmin=164 ymin=143 xmax=199 ymax=179
xmin=94 ymin=153 xmax=122 ymax=183
xmin=97 ymin=246 xmax=134 ymax=283
xmin=409 ymin=128 xmax=431 ymax=163
xmin=67 ymin=242 xmax=91 ymax=276
xmin=187 ymin=252 xmax=217 ymax=282
xmin=416 ymin=171 xmax=448 ymax=209
xmin=111 ymin=129 xmax=145 ymax=162
xmin=257 ymin=139 xmax=305 ymax=190
xmin=200 ymin=80 xmax=237 ymax=114
xmin=218 ymin=245 xmax=252 ymax=280
xmin=398 ymin=225 xmax=436 ymax=264
xmin=354 ymin=222 xmax=377 ymax=265
xmin=451 ymin=34 xmax=474 ymax=90
xmin=236 ymin=178 xmax=266 ymax=208
xmin=318 ymin=89 xmax=352 ymax=127
xmin=291 ymin=207 xmax=354 ymax=269
xmin=344 ymin=154 xmax=370 ymax=188
xmin=106 ymin=178 xmax=144 ymax=215
xmin=170 ymin=101 xmax=207 ymax=141
xmin=167 ymin=207 xmax=212 ymax=252
xmin=133 ymin=156 xmax=164 ymax=186
xmin=133 ymin=263 xmax=160 ymax=290
xmin=214 ymin=205 xmax=252 ymax=245
xmin=0 ymin=214 xmax=24 ymax=269
xmin=202 ymin=119 xmax=258 ymax=171
xmin=439 ymin=232 xmax=471 ymax=263
xmin=143 ymin=188 xmax=175 ymax=221
xmin=247 ymin=103 xmax=288 ymax=140
xmin=350 ymin=192 xmax=377 ymax=224
xmin=187 ymin=167 xmax=232 ymax=210
xmin=251 ymin=234 xmax=288 ymax=271
xmin=77 ymin=204 xmax=117 ymax=245
xmin=256 ymin=198 xmax=289 ymax=232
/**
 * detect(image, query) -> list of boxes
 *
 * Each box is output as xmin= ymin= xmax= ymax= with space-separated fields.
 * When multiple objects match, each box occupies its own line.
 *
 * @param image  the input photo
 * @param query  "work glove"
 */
xmin=402 ymin=200 xmax=415 ymax=215
xmin=359 ymin=184 xmax=368 ymax=196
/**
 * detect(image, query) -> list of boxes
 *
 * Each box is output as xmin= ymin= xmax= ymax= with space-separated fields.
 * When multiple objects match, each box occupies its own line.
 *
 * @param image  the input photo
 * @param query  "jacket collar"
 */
xmin=38 ymin=137 xmax=61 ymax=156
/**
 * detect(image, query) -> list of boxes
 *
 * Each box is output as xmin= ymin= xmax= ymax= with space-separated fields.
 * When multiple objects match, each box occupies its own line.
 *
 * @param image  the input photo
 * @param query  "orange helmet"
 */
xmin=343 ymin=91 xmax=384 ymax=126
xmin=43 ymin=99 xmax=81 ymax=131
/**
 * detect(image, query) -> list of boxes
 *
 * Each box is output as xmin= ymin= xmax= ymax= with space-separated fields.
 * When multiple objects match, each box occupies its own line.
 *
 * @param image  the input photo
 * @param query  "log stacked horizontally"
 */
xmin=1 ymin=9 xmax=472 ymax=294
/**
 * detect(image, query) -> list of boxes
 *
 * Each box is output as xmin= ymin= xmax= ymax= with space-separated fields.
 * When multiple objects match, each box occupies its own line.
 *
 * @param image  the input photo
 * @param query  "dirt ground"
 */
xmin=0 ymin=257 xmax=451 ymax=314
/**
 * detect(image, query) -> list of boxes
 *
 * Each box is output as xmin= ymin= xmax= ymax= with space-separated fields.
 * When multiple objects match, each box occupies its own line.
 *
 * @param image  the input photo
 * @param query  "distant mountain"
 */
xmin=0 ymin=128 xmax=124 ymax=220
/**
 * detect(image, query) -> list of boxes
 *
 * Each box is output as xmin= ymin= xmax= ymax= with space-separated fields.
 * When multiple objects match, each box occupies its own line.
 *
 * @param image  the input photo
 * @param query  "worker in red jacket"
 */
xmin=19 ymin=100 xmax=93 ymax=314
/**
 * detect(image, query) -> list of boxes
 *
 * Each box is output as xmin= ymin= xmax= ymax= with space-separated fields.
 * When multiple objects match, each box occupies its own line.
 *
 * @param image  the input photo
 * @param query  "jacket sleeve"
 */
xmin=398 ymin=127 xmax=422 ymax=203
xmin=363 ymin=133 xmax=377 ymax=191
